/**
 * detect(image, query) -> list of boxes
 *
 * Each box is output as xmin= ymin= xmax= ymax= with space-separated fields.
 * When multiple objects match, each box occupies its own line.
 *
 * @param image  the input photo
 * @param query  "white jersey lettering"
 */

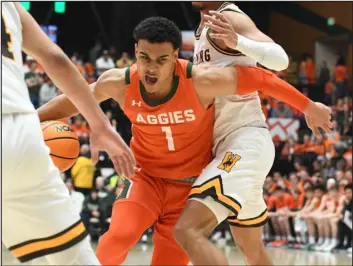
xmin=135 ymin=110 xmax=196 ymax=125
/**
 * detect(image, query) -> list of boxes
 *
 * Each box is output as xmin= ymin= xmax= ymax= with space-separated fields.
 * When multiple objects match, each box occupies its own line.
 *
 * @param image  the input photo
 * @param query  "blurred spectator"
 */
xmin=108 ymin=46 xmax=118 ymax=61
xmin=96 ymin=176 xmax=109 ymax=200
xmin=89 ymin=40 xmax=103 ymax=64
xmin=96 ymin=176 xmax=116 ymax=234
xmin=23 ymin=55 xmax=44 ymax=74
xmin=39 ymin=75 xmax=57 ymax=106
xmin=25 ymin=61 xmax=43 ymax=108
xmin=318 ymin=61 xmax=330 ymax=87
xmin=71 ymin=53 xmax=87 ymax=77
xmin=334 ymin=184 xmax=352 ymax=252
xmin=285 ymin=55 xmax=298 ymax=86
xmin=272 ymin=101 xmax=293 ymax=118
xmin=81 ymin=189 xmax=105 ymax=239
xmin=324 ymin=80 xmax=335 ymax=106
xmin=71 ymin=144 xmax=95 ymax=196
xmin=298 ymin=60 xmax=307 ymax=89
xmin=334 ymin=56 xmax=348 ymax=99
xmin=96 ymin=50 xmax=115 ymax=76
xmin=116 ymin=52 xmax=134 ymax=68
xmin=306 ymin=56 xmax=316 ymax=85
xmin=71 ymin=115 xmax=90 ymax=143
xmin=65 ymin=178 xmax=85 ymax=215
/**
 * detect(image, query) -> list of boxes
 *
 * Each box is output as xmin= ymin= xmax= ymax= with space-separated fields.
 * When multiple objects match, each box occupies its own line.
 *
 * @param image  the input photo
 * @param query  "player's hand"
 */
xmin=304 ymin=102 xmax=332 ymax=138
xmin=204 ymin=10 xmax=238 ymax=50
xmin=89 ymin=125 xmax=136 ymax=178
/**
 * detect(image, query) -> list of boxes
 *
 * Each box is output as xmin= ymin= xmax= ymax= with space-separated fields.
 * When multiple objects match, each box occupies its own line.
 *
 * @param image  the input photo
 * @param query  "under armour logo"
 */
xmin=132 ymin=100 xmax=142 ymax=107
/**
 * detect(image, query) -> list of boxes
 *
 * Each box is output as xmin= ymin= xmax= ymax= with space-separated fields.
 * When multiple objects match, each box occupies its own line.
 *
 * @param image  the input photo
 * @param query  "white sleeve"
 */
xmin=236 ymin=34 xmax=289 ymax=71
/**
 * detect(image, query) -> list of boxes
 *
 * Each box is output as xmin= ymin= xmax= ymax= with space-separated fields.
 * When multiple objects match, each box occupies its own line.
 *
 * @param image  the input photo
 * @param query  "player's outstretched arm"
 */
xmin=16 ymin=2 xmax=135 ymax=176
xmin=16 ymin=3 xmax=110 ymax=132
xmin=193 ymin=65 xmax=332 ymax=137
xmin=37 ymin=68 xmax=125 ymax=122
xmin=204 ymin=11 xmax=288 ymax=71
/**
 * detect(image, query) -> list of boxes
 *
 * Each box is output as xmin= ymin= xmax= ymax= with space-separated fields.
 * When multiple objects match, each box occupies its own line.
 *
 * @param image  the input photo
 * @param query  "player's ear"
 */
xmin=173 ymin=48 xmax=179 ymax=61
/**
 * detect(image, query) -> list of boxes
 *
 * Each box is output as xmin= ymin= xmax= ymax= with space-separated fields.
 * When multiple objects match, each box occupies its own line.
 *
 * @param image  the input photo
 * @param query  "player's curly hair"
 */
xmin=133 ymin=17 xmax=182 ymax=50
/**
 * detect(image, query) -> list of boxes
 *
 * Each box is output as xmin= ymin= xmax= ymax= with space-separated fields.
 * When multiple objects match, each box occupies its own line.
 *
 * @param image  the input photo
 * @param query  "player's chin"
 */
xmin=142 ymin=80 xmax=159 ymax=93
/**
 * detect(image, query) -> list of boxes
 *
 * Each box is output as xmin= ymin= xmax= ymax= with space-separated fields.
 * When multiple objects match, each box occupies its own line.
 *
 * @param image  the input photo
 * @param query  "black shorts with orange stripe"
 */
xmin=8 ymin=219 xmax=88 ymax=262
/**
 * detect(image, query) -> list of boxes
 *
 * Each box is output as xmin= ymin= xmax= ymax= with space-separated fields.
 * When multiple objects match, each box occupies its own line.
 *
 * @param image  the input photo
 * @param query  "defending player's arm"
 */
xmin=15 ymin=3 xmax=111 ymax=131
xmin=17 ymin=2 xmax=135 ymax=177
xmin=205 ymin=11 xmax=288 ymax=71
xmin=193 ymin=64 xmax=310 ymax=112
xmin=193 ymin=64 xmax=332 ymax=136
xmin=37 ymin=69 xmax=126 ymax=122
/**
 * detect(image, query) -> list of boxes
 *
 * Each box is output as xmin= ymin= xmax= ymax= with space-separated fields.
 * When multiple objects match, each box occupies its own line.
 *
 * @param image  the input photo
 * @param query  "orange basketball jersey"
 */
xmin=124 ymin=59 xmax=214 ymax=180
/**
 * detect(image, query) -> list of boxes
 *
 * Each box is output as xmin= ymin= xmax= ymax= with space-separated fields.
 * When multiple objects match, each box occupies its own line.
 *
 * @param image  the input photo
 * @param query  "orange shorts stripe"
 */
xmin=228 ymin=209 xmax=268 ymax=227
xmin=8 ymin=220 xmax=87 ymax=262
xmin=189 ymin=176 xmax=242 ymax=215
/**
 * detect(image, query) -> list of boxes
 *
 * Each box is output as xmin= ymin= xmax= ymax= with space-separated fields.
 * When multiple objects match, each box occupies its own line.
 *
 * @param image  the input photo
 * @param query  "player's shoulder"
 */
xmin=97 ymin=68 xmax=126 ymax=87
xmin=175 ymin=59 xmax=193 ymax=79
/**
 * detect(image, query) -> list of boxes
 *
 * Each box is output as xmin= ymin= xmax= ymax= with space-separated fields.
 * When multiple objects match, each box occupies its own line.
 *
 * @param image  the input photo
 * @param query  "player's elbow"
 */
xmin=271 ymin=46 xmax=289 ymax=71
xmin=37 ymin=47 xmax=69 ymax=71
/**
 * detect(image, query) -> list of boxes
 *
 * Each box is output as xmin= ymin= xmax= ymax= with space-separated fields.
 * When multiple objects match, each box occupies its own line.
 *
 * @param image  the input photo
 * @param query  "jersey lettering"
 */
xmin=136 ymin=110 xmax=196 ymax=125
xmin=193 ymin=49 xmax=210 ymax=65
xmin=1 ymin=14 xmax=15 ymax=60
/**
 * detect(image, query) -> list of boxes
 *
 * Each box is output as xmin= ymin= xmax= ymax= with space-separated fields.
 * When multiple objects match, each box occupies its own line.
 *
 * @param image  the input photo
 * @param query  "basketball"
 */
xmin=41 ymin=120 xmax=80 ymax=172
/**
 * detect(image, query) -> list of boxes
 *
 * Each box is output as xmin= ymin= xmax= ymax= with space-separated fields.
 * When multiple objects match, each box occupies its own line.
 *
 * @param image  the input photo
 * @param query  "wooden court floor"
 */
xmin=2 ymin=242 xmax=352 ymax=265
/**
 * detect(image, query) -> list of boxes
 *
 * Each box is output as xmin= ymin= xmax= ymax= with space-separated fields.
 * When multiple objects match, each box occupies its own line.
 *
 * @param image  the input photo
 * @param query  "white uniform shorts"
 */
xmin=1 ymin=113 xmax=87 ymax=262
xmin=189 ymin=127 xmax=275 ymax=227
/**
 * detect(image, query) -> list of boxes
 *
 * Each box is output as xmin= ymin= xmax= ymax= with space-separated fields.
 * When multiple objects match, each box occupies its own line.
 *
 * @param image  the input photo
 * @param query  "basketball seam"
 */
xmin=50 ymin=154 xmax=79 ymax=160
xmin=41 ymin=122 xmax=64 ymax=133
xmin=45 ymin=137 xmax=78 ymax=142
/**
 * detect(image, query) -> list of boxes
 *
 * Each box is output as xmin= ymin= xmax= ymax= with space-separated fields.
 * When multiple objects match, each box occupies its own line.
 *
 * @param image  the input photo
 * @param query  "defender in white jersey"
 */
xmin=174 ymin=2 xmax=289 ymax=265
xmin=1 ymin=2 xmax=135 ymax=264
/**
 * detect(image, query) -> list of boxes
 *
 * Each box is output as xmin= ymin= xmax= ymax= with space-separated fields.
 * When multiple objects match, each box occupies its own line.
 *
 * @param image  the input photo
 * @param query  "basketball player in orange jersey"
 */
xmin=2 ymin=2 xmax=135 ymax=265
xmin=38 ymin=17 xmax=331 ymax=265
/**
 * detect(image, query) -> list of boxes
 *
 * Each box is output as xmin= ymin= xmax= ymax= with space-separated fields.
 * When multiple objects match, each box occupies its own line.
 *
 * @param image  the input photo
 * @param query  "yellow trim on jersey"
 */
xmin=9 ymin=220 xmax=87 ymax=262
xmin=228 ymin=209 xmax=268 ymax=227
xmin=189 ymin=175 xmax=241 ymax=215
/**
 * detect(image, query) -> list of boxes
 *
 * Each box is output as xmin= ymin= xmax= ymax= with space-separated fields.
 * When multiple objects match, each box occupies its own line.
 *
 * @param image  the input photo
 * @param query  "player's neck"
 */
xmin=155 ymin=74 xmax=175 ymax=99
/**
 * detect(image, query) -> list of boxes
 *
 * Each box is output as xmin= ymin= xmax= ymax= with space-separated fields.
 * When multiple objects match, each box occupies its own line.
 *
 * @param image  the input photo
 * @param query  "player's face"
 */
xmin=135 ymin=40 xmax=178 ymax=93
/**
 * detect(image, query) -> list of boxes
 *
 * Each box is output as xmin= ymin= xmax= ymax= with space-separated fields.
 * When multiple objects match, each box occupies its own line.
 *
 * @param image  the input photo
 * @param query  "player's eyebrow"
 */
xmin=140 ymin=52 xmax=169 ymax=59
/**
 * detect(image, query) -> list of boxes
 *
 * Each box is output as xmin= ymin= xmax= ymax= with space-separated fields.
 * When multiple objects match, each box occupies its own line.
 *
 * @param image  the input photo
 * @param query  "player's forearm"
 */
xmin=38 ymin=54 xmax=110 ymax=131
xmin=37 ymin=94 xmax=80 ymax=122
xmin=236 ymin=35 xmax=289 ymax=71
xmin=235 ymin=67 xmax=311 ymax=114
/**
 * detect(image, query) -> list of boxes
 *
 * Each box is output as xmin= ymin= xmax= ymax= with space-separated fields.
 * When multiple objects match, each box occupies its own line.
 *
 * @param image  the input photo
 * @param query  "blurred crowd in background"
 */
xmin=25 ymin=41 xmax=352 ymax=254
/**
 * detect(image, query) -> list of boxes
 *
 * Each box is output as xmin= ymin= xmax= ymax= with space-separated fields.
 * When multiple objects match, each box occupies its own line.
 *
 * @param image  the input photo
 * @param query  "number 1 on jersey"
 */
xmin=162 ymin=126 xmax=175 ymax=151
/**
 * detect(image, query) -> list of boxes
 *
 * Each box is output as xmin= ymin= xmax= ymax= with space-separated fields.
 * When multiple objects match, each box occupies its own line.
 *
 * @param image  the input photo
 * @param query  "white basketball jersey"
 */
xmin=193 ymin=2 xmax=267 ymax=149
xmin=2 ymin=2 xmax=35 ymax=114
